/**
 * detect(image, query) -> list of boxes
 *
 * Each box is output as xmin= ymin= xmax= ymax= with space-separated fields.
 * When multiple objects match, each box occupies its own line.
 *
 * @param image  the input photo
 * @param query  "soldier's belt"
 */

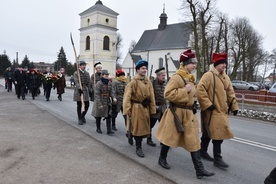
xmin=171 ymin=103 xmax=193 ymax=110
xmin=156 ymin=102 xmax=165 ymax=106
xmin=100 ymin=93 xmax=110 ymax=97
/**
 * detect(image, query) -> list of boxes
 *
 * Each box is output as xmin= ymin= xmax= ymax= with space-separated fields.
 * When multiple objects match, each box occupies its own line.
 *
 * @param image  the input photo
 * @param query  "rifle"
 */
xmin=127 ymin=115 xmax=132 ymax=139
xmin=70 ymin=33 xmax=85 ymax=113
xmin=200 ymin=111 xmax=211 ymax=138
xmin=165 ymin=54 xmax=170 ymax=81
xmin=169 ymin=102 xmax=184 ymax=133
xmin=149 ymin=64 xmax=153 ymax=82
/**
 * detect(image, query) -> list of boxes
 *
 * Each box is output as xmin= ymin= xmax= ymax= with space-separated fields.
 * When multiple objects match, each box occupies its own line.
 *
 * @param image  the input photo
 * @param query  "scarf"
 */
xmin=116 ymin=76 xmax=127 ymax=83
xmin=175 ymin=65 xmax=196 ymax=83
xmin=101 ymin=77 xmax=109 ymax=85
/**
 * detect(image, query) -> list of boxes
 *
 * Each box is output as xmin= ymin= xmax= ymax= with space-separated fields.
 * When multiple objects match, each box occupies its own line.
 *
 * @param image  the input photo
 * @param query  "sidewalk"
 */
xmin=0 ymin=85 xmax=174 ymax=184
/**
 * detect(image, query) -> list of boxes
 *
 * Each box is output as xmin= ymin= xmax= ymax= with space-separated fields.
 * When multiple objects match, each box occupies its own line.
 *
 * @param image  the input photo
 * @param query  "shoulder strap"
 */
xmin=176 ymin=74 xmax=187 ymax=85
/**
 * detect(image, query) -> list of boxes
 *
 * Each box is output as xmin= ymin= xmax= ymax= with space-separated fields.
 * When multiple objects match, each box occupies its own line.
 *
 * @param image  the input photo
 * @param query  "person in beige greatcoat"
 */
xmin=155 ymin=49 xmax=215 ymax=179
xmin=123 ymin=60 xmax=156 ymax=158
xmin=197 ymin=52 xmax=239 ymax=169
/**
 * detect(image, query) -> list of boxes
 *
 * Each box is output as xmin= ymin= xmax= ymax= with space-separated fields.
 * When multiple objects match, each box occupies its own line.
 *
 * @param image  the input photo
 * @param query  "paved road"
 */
xmin=1 ymin=80 xmax=275 ymax=184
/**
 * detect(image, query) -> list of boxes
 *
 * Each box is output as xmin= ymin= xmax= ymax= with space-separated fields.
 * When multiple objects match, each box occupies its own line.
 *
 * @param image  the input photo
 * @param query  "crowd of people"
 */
xmin=4 ymin=50 xmax=274 ymax=182
xmin=3 ymin=66 xmax=66 ymax=101
xmin=72 ymin=49 xmax=244 ymax=180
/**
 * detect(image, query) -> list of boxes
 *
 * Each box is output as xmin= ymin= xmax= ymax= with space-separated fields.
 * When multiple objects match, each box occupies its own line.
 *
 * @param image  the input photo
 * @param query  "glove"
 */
xmin=99 ymin=105 xmax=103 ymax=110
xmin=112 ymin=98 xmax=117 ymax=105
xmin=233 ymin=110 xmax=238 ymax=116
xmin=78 ymin=89 xmax=83 ymax=95
xmin=207 ymin=104 xmax=216 ymax=111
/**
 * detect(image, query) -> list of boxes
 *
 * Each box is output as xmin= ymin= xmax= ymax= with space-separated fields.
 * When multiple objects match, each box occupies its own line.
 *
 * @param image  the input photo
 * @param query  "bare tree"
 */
xmin=116 ymin=33 xmax=123 ymax=62
xmin=128 ymin=40 xmax=137 ymax=53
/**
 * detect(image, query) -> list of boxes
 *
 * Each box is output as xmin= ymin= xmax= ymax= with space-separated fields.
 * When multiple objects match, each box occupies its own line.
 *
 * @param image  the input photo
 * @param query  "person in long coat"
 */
xmin=73 ymin=61 xmax=91 ymax=125
xmin=43 ymin=67 xmax=53 ymax=101
xmin=197 ymin=52 xmax=239 ymax=169
xmin=27 ymin=69 xmax=40 ymax=100
xmin=13 ymin=65 xmax=27 ymax=100
xmin=90 ymin=62 xmax=102 ymax=102
xmin=111 ymin=69 xmax=127 ymax=131
xmin=148 ymin=67 xmax=167 ymax=147
xmin=91 ymin=69 xmax=116 ymax=135
xmin=155 ymin=49 xmax=215 ymax=179
xmin=54 ymin=70 xmax=66 ymax=101
xmin=123 ymin=60 xmax=156 ymax=158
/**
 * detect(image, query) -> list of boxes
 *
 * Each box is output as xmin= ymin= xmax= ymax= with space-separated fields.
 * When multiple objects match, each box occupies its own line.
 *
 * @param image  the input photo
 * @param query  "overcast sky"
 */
xmin=0 ymin=0 xmax=275 ymax=64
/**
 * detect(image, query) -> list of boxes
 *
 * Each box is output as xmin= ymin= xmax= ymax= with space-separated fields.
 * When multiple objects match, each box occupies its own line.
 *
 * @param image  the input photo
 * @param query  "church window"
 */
xmin=105 ymin=18 xmax=109 ymax=23
xmin=86 ymin=36 xmax=90 ymax=50
xmin=103 ymin=36 xmax=110 ymax=50
xmin=159 ymin=58 xmax=164 ymax=68
xmin=87 ymin=19 xmax=90 ymax=26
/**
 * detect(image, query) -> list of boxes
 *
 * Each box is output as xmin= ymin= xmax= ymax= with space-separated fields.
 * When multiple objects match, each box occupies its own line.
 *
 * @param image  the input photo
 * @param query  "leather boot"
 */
xmin=111 ymin=117 xmax=117 ymax=131
xmin=125 ymin=132 xmax=133 ymax=145
xmin=81 ymin=112 xmax=86 ymax=124
xmin=147 ymin=137 xmax=156 ymax=147
xmin=106 ymin=118 xmax=114 ymax=135
xmin=135 ymin=137 xmax=144 ymax=157
xmin=264 ymin=167 xmax=276 ymax=184
xmin=96 ymin=118 xmax=102 ymax=134
xmin=213 ymin=141 xmax=229 ymax=168
xmin=158 ymin=144 xmax=170 ymax=169
xmin=191 ymin=151 xmax=215 ymax=179
xmin=200 ymin=135 xmax=213 ymax=161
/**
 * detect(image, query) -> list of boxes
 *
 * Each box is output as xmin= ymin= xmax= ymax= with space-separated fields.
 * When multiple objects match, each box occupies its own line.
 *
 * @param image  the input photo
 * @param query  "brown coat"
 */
xmin=155 ymin=73 xmax=200 ymax=152
xmin=196 ymin=64 xmax=239 ymax=140
xmin=123 ymin=75 xmax=156 ymax=137
xmin=54 ymin=75 xmax=66 ymax=95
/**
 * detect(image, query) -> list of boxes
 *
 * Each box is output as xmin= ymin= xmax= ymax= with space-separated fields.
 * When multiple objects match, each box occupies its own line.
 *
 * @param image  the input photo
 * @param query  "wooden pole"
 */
xmin=70 ymin=33 xmax=85 ymax=112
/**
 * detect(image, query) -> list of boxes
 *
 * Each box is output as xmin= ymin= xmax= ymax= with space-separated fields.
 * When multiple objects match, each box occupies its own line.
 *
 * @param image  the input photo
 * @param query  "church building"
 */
xmin=121 ymin=6 xmax=193 ymax=77
xmin=79 ymin=0 xmax=118 ymax=77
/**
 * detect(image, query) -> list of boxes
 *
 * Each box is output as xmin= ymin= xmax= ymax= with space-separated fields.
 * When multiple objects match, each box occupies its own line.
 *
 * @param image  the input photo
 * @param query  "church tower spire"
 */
xmin=158 ymin=3 xmax=168 ymax=30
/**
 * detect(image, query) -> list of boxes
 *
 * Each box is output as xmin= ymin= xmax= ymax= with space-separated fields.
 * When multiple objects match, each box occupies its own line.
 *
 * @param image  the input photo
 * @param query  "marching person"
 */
xmin=92 ymin=69 xmax=116 ymax=135
xmin=4 ymin=67 xmax=13 ymax=92
xmin=155 ymin=49 xmax=215 ymax=179
xmin=123 ymin=60 xmax=156 ymax=158
xmin=13 ymin=65 xmax=27 ymax=100
xmin=147 ymin=67 xmax=167 ymax=147
xmin=43 ymin=67 xmax=53 ymax=101
xmin=111 ymin=69 xmax=127 ymax=131
xmin=90 ymin=62 xmax=102 ymax=101
xmin=27 ymin=69 xmax=40 ymax=100
xmin=54 ymin=70 xmax=66 ymax=101
xmin=197 ymin=52 xmax=239 ymax=169
xmin=73 ymin=61 xmax=91 ymax=125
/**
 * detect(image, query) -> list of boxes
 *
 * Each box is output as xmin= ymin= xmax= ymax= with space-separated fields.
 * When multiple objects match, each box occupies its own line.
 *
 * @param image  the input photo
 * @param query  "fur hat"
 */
xmin=179 ymin=49 xmax=196 ymax=65
xmin=116 ymin=69 xmax=125 ymax=77
xmin=155 ymin=67 xmax=165 ymax=74
xmin=102 ymin=69 xmax=109 ymax=75
xmin=94 ymin=62 xmax=102 ymax=68
xmin=79 ymin=60 xmax=86 ymax=66
xmin=135 ymin=60 xmax=148 ymax=70
xmin=212 ymin=52 xmax=227 ymax=67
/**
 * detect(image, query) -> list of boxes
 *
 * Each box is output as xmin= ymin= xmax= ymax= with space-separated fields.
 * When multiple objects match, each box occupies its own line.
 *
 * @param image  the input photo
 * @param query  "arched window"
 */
xmin=86 ymin=36 xmax=90 ymax=50
xmin=103 ymin=36 xmax=110 ymax=50
xmin=87 ymin=19 xmax=90 ymax=26
xmin=159 ymin=58 xmax=164 ymax=68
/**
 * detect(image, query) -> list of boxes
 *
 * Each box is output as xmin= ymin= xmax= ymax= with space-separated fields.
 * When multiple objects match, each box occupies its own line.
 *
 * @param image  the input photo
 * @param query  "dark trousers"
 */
xmin=77 ymin=101 xmax=89 ymax=120
xmin=7 ymin=79 xmax=13 ymax=91
xmin=134 ymin=136 xmax=143 ymax=149
xmin=201 ymin=131 xmax=223 ymax=156
xmin=45 ymin=87 xmax=52 ymax=100
xmin=16 ymin=84 xmax=25 ymax=98
xmin=149 ymin=117 xmax=158 ymax=140
xmin=31 ymin=88 xmax=38 ymax=98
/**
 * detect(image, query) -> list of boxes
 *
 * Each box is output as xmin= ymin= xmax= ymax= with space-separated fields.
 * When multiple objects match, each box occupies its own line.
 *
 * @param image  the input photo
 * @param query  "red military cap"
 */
xmin=116 ymin=69 xmax=125 ymax=77
xmin=179 ymin=49 xmax=196 ymax=64
xmin=212 ymin=52 xmax=228 ymax=67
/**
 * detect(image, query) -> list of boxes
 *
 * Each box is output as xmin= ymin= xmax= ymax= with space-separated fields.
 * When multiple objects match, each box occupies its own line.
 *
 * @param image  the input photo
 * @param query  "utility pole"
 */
xmin=16 ymin=52 xmax=18 ymax=66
